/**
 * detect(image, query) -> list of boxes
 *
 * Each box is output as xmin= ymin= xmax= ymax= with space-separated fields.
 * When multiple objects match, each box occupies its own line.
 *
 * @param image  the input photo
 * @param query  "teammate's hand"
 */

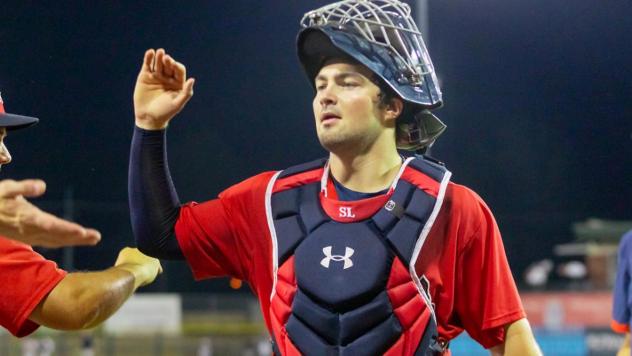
xmin=134 ymin=48 xmax=195 ymax=130
xmin=0 ymin=179 xmax=101 ymax=247
xmin=114 ymin=247 xmax=163 ymax=288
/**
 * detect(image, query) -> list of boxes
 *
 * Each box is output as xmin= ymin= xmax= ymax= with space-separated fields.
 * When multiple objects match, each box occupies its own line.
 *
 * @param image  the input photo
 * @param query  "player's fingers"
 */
xmin=173 ymin=61 xmax=187 ymax=83
xmin=142 ymin=49 xmax=155 ymax=72
xmin=184 ymin=77 xmax=195 ymax=95
xmin=173 ymin=78 xmax=195 ymax=108
xmin=163 ymin=55 xmax=175 ymax=78
xmin=0 ymin=179 xmax=46 ymax=199
xmin=82 ymin=228 xmax=102 ymax=245
xmin=33 ymin=211 xmax=101 ymax=247
xmin=155 ymin=48 xmax=165 ymax=76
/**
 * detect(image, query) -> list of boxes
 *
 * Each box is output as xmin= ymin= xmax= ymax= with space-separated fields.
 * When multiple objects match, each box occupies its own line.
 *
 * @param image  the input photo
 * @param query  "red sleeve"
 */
xmin=175 ymin=171 xmax=276 ymax=282
xmin=0 ymin=237 xmax=66 ymax=337
xmin=452 ymin=185 xmax=526 ymax=348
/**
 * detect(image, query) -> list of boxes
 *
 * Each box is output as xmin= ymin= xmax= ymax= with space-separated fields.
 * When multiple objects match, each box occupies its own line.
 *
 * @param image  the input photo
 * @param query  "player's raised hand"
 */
xmin=134 ymin=48 xmax=195 ymax=130
xmin=0 ymin=179 xmax=101 ymax=247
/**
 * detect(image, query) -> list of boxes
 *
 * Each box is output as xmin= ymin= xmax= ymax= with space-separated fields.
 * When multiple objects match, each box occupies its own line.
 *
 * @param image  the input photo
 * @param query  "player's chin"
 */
xmin=317 ymin=132 xmax=352 ymax=152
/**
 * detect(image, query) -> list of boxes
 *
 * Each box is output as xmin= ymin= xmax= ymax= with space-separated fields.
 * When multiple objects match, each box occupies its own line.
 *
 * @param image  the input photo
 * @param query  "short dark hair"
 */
xmin=374 ymin=77 xmax=411 ymax=120
xmin=372 ymin=77 xmax=416 ymax=148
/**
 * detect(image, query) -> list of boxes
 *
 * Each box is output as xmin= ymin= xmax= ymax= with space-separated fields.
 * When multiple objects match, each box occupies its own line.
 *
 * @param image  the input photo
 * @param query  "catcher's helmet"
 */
xmin=297 ymin=0 xmax=445 ymax=151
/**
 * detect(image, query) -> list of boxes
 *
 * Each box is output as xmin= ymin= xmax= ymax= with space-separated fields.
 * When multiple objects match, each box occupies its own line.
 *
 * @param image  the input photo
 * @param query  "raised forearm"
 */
xmin=129 ymin=48 xmax=193 ymax=260
xmin=128 ymin=126 xmax=184 ymax=259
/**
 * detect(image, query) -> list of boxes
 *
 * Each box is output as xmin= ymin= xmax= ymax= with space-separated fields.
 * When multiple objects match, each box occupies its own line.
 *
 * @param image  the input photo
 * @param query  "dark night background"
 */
xmin=1 ymin=1 xmax=630 ymax=293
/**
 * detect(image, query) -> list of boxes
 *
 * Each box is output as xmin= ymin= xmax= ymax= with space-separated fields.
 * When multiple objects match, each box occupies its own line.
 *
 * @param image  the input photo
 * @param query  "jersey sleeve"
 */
xmin=451 ymin=185 xmax=526 ymax=348
xmin=174 ymin=171 xmax=276 ymax=282
xmin=612 ymin=231 xmax=632 ymax=333
xmin=0 ymin=237 xmax=67 ymax=337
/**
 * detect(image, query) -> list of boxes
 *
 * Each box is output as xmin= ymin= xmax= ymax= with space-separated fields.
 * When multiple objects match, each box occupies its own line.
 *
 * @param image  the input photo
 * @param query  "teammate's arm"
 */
xmin=0 ymin=179 xmax=101 ymax=247
xmin=489 ymin=318 xmax=541 ymax=356
xmin=28 ymin=247 xmax=162 ymax=330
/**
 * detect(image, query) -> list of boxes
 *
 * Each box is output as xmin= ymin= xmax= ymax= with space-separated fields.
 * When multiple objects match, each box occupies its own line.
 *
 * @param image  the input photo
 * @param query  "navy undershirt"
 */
xmin=331 ymin=177 xmax=388 ymax=201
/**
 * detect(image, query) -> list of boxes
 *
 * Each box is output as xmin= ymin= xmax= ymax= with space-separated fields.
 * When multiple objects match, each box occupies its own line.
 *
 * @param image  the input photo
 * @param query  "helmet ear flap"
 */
xmin=396 ymin=110 xmax=446 ymax=151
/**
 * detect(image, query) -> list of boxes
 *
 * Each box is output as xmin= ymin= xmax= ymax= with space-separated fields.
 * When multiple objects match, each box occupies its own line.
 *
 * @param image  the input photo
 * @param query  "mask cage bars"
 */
xmin=300 ymin=0 xmax=436 ymax=87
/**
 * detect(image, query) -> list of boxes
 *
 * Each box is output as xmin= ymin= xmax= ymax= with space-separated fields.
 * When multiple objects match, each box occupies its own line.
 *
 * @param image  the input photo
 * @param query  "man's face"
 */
xmin=312 ymin=60 xmax=390 ymax=153
xmin=0 ymin=128 xmax=11 ymax=171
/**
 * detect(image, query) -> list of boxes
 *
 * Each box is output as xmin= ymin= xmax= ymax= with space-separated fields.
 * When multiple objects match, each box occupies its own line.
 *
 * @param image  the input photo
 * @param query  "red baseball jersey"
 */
xmin=0 ymin=236 xmax=66 ymax=337
xmin=175 ymin=169 xmax=525 ymax=349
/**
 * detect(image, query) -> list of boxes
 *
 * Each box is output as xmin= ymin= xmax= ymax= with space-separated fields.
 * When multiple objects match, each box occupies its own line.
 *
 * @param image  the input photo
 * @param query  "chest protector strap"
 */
xmin=265 ymin=157 xmax=451 ymax=355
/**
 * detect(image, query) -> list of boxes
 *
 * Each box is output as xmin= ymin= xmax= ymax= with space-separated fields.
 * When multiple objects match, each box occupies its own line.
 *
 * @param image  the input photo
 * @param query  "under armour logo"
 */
xmin=320 ymin=246 xmax=354 ymax=270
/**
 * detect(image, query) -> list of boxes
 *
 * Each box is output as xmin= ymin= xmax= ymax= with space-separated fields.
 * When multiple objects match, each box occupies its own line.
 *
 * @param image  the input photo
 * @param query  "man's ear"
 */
xmin=384 ymin=97 xmax=404 ymax=123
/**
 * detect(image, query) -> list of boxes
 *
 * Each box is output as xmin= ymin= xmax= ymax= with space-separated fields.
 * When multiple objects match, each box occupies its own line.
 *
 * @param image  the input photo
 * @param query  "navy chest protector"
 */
xmin=266 ymin=157 xmax=451 ymax=356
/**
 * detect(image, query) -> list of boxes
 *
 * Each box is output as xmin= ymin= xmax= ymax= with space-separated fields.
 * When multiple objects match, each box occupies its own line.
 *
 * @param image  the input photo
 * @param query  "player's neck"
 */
xmin=328 ymin=138 xmax=401 ymax=194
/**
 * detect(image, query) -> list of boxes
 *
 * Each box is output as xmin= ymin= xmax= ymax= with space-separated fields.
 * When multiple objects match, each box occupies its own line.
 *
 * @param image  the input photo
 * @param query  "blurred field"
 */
xmin=0 ymin=292 xmax=625 ymax=356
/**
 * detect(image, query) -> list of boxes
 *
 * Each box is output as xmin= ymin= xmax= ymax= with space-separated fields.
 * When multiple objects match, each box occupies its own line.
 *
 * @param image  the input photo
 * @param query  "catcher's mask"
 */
xmin=298 ymin=0 xmax=446 ymax=151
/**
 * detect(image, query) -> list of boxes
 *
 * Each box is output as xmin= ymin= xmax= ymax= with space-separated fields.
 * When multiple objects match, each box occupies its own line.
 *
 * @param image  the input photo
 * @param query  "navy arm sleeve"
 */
xmin=128 ymin=126 xmax=185 ymax=260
